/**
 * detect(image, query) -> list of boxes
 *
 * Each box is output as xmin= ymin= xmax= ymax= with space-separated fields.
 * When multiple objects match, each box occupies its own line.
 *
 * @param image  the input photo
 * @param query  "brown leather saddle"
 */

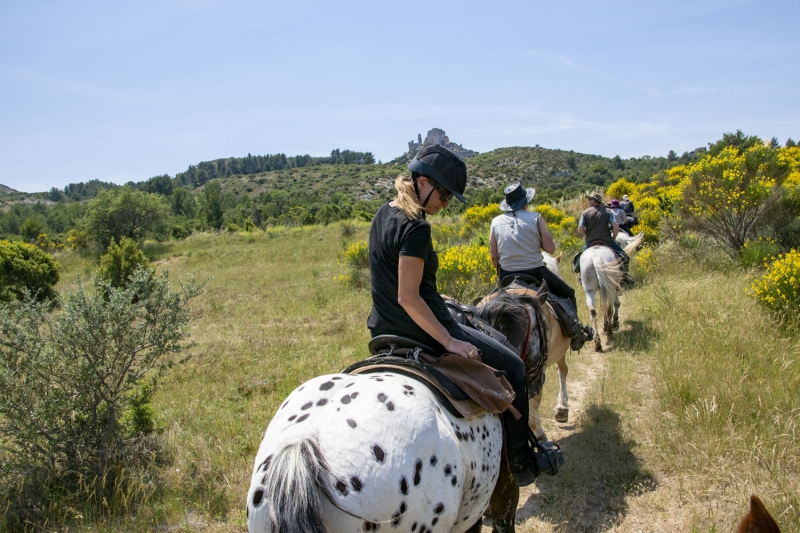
xmin=343 ymin=335 xmax=517 ymax=420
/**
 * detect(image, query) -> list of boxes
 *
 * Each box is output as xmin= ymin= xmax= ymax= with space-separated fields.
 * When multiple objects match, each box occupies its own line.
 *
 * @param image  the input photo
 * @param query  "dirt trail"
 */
xmin=480 ymin=299 xmax=693 ymax=533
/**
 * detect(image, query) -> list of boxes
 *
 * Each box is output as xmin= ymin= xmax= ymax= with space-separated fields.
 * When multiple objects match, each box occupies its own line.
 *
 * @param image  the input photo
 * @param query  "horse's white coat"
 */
xmin=580 ymin=246 xmax=623 ymax=351
xmin=247 ymin=373 xmax=503 ymax=533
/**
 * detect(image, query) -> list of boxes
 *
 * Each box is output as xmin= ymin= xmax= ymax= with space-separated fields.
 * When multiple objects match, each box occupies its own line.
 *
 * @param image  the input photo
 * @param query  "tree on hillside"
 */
xmin=202 ymin=181 xmax=224 ymax=229
xmin=82 ymin=187 xmax=169 ymax=248
xmin=707 ymin=130 xmax=762 ymax=157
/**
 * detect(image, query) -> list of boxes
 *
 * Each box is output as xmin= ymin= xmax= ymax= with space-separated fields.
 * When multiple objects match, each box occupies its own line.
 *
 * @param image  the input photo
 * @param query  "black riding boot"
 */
xmin=502 ymin=408 xmax=564 ymax=486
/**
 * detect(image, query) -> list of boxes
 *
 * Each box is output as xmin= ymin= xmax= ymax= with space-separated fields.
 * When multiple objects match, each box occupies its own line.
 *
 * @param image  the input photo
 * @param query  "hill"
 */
xmin=0 ymin=144 xmax=693 ymax=241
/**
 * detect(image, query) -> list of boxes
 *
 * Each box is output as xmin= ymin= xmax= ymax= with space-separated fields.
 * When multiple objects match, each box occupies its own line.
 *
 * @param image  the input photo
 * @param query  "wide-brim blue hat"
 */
xmin=499 ymin=182 xmax=535 ymax=212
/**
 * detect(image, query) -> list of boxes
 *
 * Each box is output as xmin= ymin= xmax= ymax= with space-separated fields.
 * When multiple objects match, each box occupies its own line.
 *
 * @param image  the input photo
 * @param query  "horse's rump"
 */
xmin=248 ymin=373 xmax=503 ymax=533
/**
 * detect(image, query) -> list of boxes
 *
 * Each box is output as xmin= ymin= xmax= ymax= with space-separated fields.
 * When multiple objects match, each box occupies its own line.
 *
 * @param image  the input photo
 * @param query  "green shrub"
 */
xmin=0 ymin=268 xmax=203 ymax=527
xmin=0 ymin=240 xmax=60 ymax=302
xmin=98 ymin=237 xmax=153 ymax=289
xmin=739 ymin=237 xmax=779 ymax=268
xmin=170 ymin=223 xmax=193 ymax=240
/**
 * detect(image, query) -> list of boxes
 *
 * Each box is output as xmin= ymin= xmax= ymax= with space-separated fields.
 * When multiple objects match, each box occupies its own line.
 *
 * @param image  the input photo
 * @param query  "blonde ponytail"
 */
xmin=393 ymin=174 xmax=423 ymax=220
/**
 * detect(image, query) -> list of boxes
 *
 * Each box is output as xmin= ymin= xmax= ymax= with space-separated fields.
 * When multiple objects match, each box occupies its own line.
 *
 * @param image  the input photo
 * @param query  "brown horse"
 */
xmin=737 ymin=495 xmax=781 ymax=533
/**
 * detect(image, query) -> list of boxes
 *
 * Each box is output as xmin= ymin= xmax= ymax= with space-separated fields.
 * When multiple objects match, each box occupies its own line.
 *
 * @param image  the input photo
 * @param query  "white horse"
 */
xmin=247 ymin=290 xmax=551 ymax=533
xmin=579 ymin=233 xmax=644 ymax=352
xmin=615 ymin=231 xmax=644 ymax=250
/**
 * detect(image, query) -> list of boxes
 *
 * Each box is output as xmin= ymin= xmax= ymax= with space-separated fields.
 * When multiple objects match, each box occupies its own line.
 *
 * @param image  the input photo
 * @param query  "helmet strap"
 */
xmin=411 ymin=173 xmax=432 ymax=217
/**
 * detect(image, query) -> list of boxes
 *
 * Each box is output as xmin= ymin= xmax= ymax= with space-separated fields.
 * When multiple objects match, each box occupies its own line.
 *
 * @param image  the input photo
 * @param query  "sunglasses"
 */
xmin=432 ymin=183 xmax=452 ymax=202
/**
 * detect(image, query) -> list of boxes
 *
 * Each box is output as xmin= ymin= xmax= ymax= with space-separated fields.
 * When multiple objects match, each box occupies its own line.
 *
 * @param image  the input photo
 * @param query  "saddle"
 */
xmin=343 ymin=335 xmax=517 ymax=420
xmin=571 ymin=241 xmax=629 ymax=274
xmin=497 ymin=274 xmax=583 ymax=341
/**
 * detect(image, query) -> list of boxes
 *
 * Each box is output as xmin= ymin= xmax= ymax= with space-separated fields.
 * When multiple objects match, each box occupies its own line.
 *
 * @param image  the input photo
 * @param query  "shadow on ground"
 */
xmin=515 ymin=404 xmax=657 ymax=532
xmin=608 ymin=318 xmax=659 ymax=352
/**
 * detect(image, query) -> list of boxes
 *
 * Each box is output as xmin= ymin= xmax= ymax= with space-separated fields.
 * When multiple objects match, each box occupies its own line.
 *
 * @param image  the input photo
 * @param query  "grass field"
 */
xmin=26 ymin=222 xmax=800 ymax=532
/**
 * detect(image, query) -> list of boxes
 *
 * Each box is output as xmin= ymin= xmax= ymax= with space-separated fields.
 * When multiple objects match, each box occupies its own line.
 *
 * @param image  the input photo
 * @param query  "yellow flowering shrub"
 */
xmin=631 ymin=246 xmax=659 ymax=277
xmin=748 ymin=249 xmax=800 ymax=321
xmin=65 ymin=228 xmax=92 ymax=249
xmin=338 ymin=240 xmax=370 ymax=288
xmin=457 ymin=205 xmax=498 ymax=239
xmin=606 ymin=178 xmax=637 ymax=201
xmin=437 ymin=243 xmax=495 ymax=301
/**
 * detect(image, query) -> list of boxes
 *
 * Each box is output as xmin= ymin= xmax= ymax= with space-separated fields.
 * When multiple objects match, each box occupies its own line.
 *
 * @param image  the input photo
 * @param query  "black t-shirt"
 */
xmin=367 ymin=202 xmax=457 ymax=351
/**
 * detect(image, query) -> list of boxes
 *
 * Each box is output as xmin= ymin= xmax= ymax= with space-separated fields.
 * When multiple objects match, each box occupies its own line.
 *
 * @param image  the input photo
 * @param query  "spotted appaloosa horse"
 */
xmin=247 ymin=290 xmax=550 ymax=533
xmin=580 ymin=233 xmax=643 ymax=352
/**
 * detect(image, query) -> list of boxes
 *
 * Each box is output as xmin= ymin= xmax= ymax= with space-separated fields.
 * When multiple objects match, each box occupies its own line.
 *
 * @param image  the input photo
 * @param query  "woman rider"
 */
xmin=367 ymin=144 xmax=549 ymax=486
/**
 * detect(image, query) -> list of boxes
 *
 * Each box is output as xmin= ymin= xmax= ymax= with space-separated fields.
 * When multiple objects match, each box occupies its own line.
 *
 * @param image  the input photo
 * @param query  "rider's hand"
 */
xmin=444 ymin=338 xmax=480 ymax=359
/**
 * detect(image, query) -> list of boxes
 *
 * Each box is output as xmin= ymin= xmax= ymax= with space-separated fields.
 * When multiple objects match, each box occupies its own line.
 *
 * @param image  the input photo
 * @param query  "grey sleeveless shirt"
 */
xmin=490 ymin=210 xmax=545 ymax=271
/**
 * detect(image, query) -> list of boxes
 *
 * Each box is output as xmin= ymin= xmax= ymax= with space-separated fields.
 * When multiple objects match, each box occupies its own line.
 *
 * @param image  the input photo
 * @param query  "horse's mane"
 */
xmin=472 ymin=291 xmax=538 ymax=352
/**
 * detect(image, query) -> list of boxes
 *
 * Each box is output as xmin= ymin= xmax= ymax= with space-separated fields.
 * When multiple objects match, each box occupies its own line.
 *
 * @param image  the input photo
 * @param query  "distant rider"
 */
xmin=577 ymin=193 xmax=634 ymax=285
xmin=609 ymin=199 xmax=630 ymax=235
xmin=490 ymin=183 xmax=592 ymax=349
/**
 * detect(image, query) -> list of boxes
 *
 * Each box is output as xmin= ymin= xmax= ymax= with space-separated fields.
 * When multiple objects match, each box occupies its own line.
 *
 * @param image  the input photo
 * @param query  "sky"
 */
xmin=1 ymin=0 xmax=798 ymax=193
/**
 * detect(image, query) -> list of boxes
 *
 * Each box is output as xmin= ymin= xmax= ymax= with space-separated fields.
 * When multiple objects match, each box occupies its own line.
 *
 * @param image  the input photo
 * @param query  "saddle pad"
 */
xmin=346 ymin=360 xmax=485 ymax=419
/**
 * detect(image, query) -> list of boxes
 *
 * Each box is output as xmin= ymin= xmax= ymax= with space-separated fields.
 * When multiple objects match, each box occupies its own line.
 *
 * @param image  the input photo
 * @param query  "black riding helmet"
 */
xmin=408 ymin=145 xmax=467 ymax=204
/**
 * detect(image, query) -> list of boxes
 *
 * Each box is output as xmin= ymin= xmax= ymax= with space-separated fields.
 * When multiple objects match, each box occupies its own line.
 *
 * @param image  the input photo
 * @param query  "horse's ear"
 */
xmin=533 ymin=280 xmax=549 ymax=306
xmin=737 ymin=495 xmax=781 ymax=533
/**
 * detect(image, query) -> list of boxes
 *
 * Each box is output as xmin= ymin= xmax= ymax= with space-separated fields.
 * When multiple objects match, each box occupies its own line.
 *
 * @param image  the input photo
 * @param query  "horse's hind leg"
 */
xmin=488 ymin=449 xmax=518 ymax=533
xmin=554 ymin=358 xmax=569 ymax=423
xmin=586 ymin=290 xmax=602 ymax=352
xmin=612 ymin=297 xmax=620 ymax=331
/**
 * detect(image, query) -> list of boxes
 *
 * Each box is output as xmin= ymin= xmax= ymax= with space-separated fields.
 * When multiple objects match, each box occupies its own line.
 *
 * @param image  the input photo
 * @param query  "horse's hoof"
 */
xmin=554 ymin=408 xmax=569 ymax=423
xmin=594 ymin=338 xmax=603 ymax=352
xmin=612 ymin=320 xmax=620 ymax=331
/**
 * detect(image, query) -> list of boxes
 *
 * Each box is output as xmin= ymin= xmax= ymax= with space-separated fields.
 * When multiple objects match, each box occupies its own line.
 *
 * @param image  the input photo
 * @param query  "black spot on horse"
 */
xmin=345 ymin=382 xmax=355 ymax=388
xmin=372 ymin=444 xmax=385 ymax=463
xmin=296 ymin=413 xmax=309 ymax=423
xmin=434 ymin=503 xmax=444 ymax=514
xmin=363 ymin=520 xmax=380 ymax=531
xmin=320 ymin=381 xmax=335 ymax=391
xmin=341 ymin=395 xmax=352 ymax=404
xmin=386 ymin=401 xmax=395 ymax=411
xmin=351 ymin=392 xmax=359 ymax=399
xmin=403 ymin=384 xmax=414 ymax=391
xmin=400 ymin=476 xmax=408 ymax=495
xmin=301 ymin=402 xmax=313 ymax=410
xmin=259 ymin=455 xmax=273 ymax=472
xmin=444 ymin=464 xmax=452 ymax=476
xmin=332 ymin=376 xmax=342 ymax=380
xmin=351 ymin=476 xmax=363 ymax=492
xmin=316 ymin=398 xmax=327 ymax=406
xmin=413 ymin=459 xmax=422 ymax=485
xmin=375 ymin=378 xmax=384 ymax=382
xmin=400 ymin=502 xmax=407 ymax=513
xmin=347 ymin=419 xmax=357 ymax=428
xmin=451 ymin=475 xmax=457 ymax=486
xmin=391 ymin=511 xmax=402 ymax=527
xmin=280 ymin=401 xmax=288 ymax=410
xmin=429 ymin=455 xmax=437 ymax=466
xmin=411 ymin=522 xmax=417 ymax=532
xmin=252 ymin=488 xmax=264 ymax=507
xmin=431 ymin=517 xmax=439 ymax=526
xmin=377 ymin=393 xmax=387 ymax=402
xmin=336 ymin=479 xmax=349 ymax=495
xmin=288 ymin=414 xmax=297 ymax=421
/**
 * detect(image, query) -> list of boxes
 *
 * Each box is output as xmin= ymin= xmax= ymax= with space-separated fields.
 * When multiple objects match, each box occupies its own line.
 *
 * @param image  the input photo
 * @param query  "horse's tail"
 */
xmin=591 ymin=253 xmax=622 ymax=312
xmin=248 ymin=438 xmax=332 ymax=533
xmin=623 ymin=232 xmax=645 ymax=256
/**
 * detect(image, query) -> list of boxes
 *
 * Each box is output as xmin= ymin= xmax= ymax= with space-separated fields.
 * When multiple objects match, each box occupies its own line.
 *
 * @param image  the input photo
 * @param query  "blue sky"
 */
xmin=1 ymin=0 xmax=798 ymax=192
